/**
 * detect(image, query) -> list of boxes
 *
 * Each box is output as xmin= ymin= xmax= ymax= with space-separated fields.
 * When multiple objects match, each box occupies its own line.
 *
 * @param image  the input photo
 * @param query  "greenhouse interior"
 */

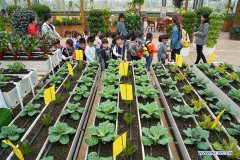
xmin=0 ymin=0 xmax=240 ymax=160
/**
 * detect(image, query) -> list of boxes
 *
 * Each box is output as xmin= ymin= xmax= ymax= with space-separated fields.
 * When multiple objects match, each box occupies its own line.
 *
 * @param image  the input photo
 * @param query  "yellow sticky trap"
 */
xmin=113 ymin=131 xmax=127 ymax=157
xmin=120 ymin=84 xmax=133 ymax=100
xmin=44 ymin=85 xmax=56 ymax=105
xmin=77 ymin=16 xmax=80 ymax=21
xmin=208 ymin=53 xmax=215 ymax=65
xmin=211 ymin=108 xmax=225 ymax=129
xmin=69 ymin=16 xmax=73 ymax=20
xmin=182 ymin=9 xmax=187 ymax=13
xmin=2 ymin=140 xmax=24 ymax=160
xmin=176 ymin=54 xmax=183 ymax=67
xmin=76 ymin=50 xmax=83 ymax=61
xmin=119 ymin=62 xmax=129 ymax=76
xmin=67 ymin=62 xmax=74 ymax=76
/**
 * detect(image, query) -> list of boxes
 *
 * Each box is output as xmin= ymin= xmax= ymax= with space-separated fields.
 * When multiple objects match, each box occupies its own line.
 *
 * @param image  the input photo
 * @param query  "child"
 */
xmin=85 ymin=36 xmax=96 ymax=63
xmin=61 ymin=39 xmax=74 ymax=61
xmin=99 ymin=39 xmax=112 ymax=70
xmin=75 ymin=38 xmax=87 ymax=61
xmin=112 ymin=36 xmax=126 ymax=60
xmin=65 ymin=31 xmax=72 ymax=39
xmin=52 ymin=39 xmax=63 ymax=63
xmin=95 ymin=30 xmax=102 ymax=60
xmin=72 ymin=31 xmax=82 ymax=45
xmin=158 ymin=34 xmax=169 ymax=64
xmin=84 ymin=29 xmax=90 ymax=41
xmin=145 ymin=33 xmax=158 ymax=70
xmin=137 ymin=31 xmax=145 ymax=46
xmin=129 ymin=33 xmax=142 ymax=61
xmin=110 ymin=32 xmax=117 ymax=49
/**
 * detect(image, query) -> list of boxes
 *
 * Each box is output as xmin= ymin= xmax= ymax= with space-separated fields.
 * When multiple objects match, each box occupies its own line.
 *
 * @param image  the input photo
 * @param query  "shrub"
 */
xmin=229 ymin=25 xmax=240 ymax=40
xmin=182 ymin=12 xmax=197 ymax=42
xmin=195 ymin=7 xmax=213 ymax=29
xmin=125 ymin=12 xmax=141 ymax=32
xmin=30 ymin=4 xmax=51 ymax=22
xmin=0 ymin=108 xmax=13 ymax=129
xmin=206 ymin=12 xmax=224 ymax=48
xmin=6 ymin=5 xmax=21 ymax=15
xmin=10 ymin=8 xmax=38 ymax=35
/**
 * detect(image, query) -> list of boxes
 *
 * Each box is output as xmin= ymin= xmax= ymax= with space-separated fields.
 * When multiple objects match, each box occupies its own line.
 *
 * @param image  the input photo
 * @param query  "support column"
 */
xmin=27 ymin=0 xmax=31 ymax=8
xmin=233 ymin=0 xmax=240 ymax=25
xmin=80 ymin=0 xmax=85 ymax=30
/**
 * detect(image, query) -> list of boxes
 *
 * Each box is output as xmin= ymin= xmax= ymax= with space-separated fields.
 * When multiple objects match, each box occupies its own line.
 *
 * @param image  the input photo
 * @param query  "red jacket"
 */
xmin=146 ymin=41 xmax=158 ymax=56
xmin=28 ymin=23 xmax=38 ymax=37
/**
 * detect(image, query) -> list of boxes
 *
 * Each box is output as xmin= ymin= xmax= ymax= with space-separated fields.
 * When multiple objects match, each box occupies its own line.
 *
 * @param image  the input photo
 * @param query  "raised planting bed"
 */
xmin=7 ymin=62 xmax=87 ymax=160
xmin=37 ymin=62 xmax=100 ymax=160
xmin=193 ymin=63 xmax=240 ymax=110
xmin=133 ymin=61 xmax=175 ymax=160
xmin=83 ymin=60 xmax=121 ymax=159
xmin=0 ymin=62 xmax=82 ymax=159
xmin=151 ymin=63 xmax=239 ymax=160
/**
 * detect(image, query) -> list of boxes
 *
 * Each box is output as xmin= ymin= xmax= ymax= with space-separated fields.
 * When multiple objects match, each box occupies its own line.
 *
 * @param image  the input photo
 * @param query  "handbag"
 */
xmin=179 ymin=29 xmax=190 ymax=48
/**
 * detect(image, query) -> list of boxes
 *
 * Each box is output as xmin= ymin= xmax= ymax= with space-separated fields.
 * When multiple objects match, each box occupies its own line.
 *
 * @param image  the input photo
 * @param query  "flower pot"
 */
xmin=203 ymin=46 xmax=215 ymax=55
xmin=221 ymin=20 xmax=233 ymax=32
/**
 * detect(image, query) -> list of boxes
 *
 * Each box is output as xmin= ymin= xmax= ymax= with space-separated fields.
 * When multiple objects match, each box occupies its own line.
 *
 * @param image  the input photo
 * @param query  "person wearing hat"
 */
xmin=117 ymin=13 xmax=128 ymax=37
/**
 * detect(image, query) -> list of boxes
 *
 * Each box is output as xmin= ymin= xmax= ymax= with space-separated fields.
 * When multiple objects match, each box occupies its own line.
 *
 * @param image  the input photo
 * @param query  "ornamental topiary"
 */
xmin=206 ymin=12 xmax=224 ymax=48
xmin=10 ymin=8 xmax=38 ymax=35
xmin=30 ymin=4 xmax=51 ymax=22
xmin=124 ymin=12 xmax=141 ymax=32
xmin=5 ymin=5 xmax=21 ymax=15
xmin=195 ymin=7 xmax=213 ymax=29
xmin=182 ymin=12 xmax=197 ymax=42
xmin=229 ymin=25 xmax=240 ymax=40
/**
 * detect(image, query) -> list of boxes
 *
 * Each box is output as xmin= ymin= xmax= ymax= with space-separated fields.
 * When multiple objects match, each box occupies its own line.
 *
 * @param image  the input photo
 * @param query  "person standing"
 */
xmin=41 ymin=14 xmax=61 ymax=42
xmin=85 ymin=36 xmax=96 ymax=63
xmin=193 ymin=14 xmax=210 ymax=64
xmin=145 ymin=33 xmax=158 ymax=70
xmin=28 ymin=16 xmax=38 ymax=37
xmin=99 ymin=39 xmax=112 ymax=70
xmin=117 ymin=13 xmax=128 ymax=37
xmin=170 ymin=16 xmax=182 ymax=62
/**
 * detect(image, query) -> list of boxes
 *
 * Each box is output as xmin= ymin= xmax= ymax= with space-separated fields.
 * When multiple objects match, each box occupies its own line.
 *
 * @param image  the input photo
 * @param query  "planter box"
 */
xmin=1 ymin=84 xmax=21 ymax=108
xmin=203 ymin=46 xmax=215 ymax=55
xmin=55 ymin=25 xmax=83 ymax=37
xmin=221 ymin=20 xmax=233 ymax=32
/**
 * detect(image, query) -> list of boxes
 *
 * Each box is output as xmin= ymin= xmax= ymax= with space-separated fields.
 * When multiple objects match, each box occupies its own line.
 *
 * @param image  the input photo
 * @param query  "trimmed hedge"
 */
xmin=182 ymin=12 xmax=197 ymax=42
xmin=0 ymin=108 xmax=13 ymax=129
xmin=31 ymin=4 xmax=51 ymax=22
xmin=125 ymin=12 xmax=141 ymax=32
xmin=6 ymin=5 xmax=21 ymax=15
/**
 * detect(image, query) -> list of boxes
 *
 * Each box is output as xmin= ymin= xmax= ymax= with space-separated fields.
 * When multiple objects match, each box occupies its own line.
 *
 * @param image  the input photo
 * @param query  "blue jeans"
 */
xmin=146 ymin=56 xmax=153 ymax=69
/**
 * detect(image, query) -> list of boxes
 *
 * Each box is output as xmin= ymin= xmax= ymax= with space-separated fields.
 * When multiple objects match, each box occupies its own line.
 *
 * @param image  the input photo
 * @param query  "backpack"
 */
xmin=179 ymin=29 xmax=190 ymax=48
xmin=142 ymin=41 xmax=151 ymax=58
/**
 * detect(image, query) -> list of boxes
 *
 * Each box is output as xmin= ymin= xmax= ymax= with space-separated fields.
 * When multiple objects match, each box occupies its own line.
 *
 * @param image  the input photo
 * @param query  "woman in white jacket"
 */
xmin=41 ymin=14 xmax=61 ymax=42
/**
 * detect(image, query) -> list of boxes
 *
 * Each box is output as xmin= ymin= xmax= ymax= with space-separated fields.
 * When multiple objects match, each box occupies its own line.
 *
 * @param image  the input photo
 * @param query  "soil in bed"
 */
xmin=0 ymin=83 xmax=16 ymax=92
xmin=2 ymin=69 xmax=30 ymax=74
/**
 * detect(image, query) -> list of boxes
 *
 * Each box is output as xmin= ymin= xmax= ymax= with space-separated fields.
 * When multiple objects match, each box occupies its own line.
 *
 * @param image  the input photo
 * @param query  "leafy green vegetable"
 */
xmin=145 ymin=156 xmax=166 ymax=160
xmin=141 ymin=123 xmax=173 ymax=146
xmin=99 ymin=85 xmax=119 ymax=100
xmin=184 ymin=69 xmax=196 ymax=77
xmin=55 ymin=94 xmax=64 ymax=105
xmin=135 ymin=75 xmax=149 ymax=86
xmin=136 ymin=86 xmax=158 ymax=99
xmin=155 ymin=68 xmax=170 ymax=77
xmin=85 ymin=121 xmax=118 ymax=146
xmin=212 ymin=137 xmax=240 ymax=159
xmin=183 ymin=126 xmax=210 ymax=150
xmin=71 ymin=86 xmax=90 ymax=101
xmin=123 ymin=112 xmax=135 ymax=125
xmin=85 ymin=67 xmax=96 ymax=77
xmin=41 ymin=156 xmax=54 ymax=160
xmin=198 ymin=89 xmax=218 ymax=102
xmin=34 ymin=90 xmax=44 ymax=100
xmin=222 ymin=62 xmax=233 ymax=70
xmin=205 ymin=68 xmax=218 ymax=77
xmin=197 ymin=63 xmax=209 ymax=71
xmin=96 ymin=100 xmax=123 ymax=120
xmin=190 ymin=77 xmax=208 ymax=88
xmin=138 ymin=102 xmax=165 ymax=119
xmin=227 ymin=122 xmax=240 ymax=136
xmin=181 ymin=85 xmax=193 ymax=94
xmin=209 ymin=101 xmax=240 ymax=120
xmin=48 ymin=122 xmax=76 ymax=144
xmin=225 ymin=73 xmax=239 ymax=82
xmin=135 ymin=66 xmax=146 ymax=75
xmin=164 ymin=89 xmax=184 ymax=102
xmin=152 ymin=62 xmax=162 ymax=68
xmin=228 ymin=89 xmax=240 ymax=102
xmin=0 ymin=124 xmax=25 ymax=148
xmin=215 ymin=66 xmax=227 ymax=74
xmin=174 ymin=73 xmax=186 ymax=81
xmin=107 ymin=59 xmax=119 ymax=67
xmin=78 ymin=75 xmax=93 ymax=87
xmin=102 ymin=73 xmax=120 ymax=87
xmin=56 ymin=66 xmax=68 ymax=76
xmin=88 ymin=61 xmax=99 ymax=68
xmin=47 ymin=75 xmax=63 ymax=86
xmin=105 ymin=66 xmax=118 ymax=74
xmin=0 ymin=74 xmax=9 ymax=87
xmin=215 ymin=78 xmax=232 ymax=89
xmin=61 ymin=103 xmax=85 ymax=120
xmin=172 ymin=105 xmax=195 ymax=119
xmin=169 ymin=65 xmax=179 ymax=73
xmin=87 ymin=152 xmax=112 ymax=160
xmin=19 ymin=140 xmax=32 ymax=156
xmin=123 ymin=140 xmax=137 ymax=158
xmin=199 ymin=114 xmax=221 ymax=131
xmin=20 ymin=103 xmax=41 ymax=117
xmin=41 ymin=114 xmax=53 ymax=126
xmin=190 ymin=99 xmax=206 ymax=112
xmin=7 ymin=62 xmax=26 ymax=72
xmin=160 ymin=78 xmax=177 ymax=89
xmin=132 ymin=60 xmax=145 ymax=67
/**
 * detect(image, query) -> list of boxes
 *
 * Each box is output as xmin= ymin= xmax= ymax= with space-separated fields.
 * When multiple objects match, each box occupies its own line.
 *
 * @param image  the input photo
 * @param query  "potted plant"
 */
xmin=23 ymin=35 xmax=39 ymax=60
xmin=203 ymin=12 xmax=224 ymax=55
xmin=222 ymin=14 xmax=234 ymax=32
xmin=229 ymin=25 xmax=240 ymax=40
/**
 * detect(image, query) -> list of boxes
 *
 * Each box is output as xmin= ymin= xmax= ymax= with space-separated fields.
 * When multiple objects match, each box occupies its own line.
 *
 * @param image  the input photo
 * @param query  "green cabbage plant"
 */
xmin=78 ymin=76 xmax=93 ymax=87
xmin=190 ymin=77 xmax=208 ymax=88
xmin=227 ymin=122 xmax=240 ymax=136
xmin=87 ymin=152 xmax=112 ymax=160
xmin=215 ymin=78 xmax=232 ymax=89
xmin=198 ymin=89 xmax=218 ymax=102
xmin=135 ymin=75 xmax=149 ymax=86
xmin=172 ymin=105 xmax=195 ymax=119
xmin=61 ymin=103 xmax=85 ymax=120
xmin=155 ymin=68 xmax=170 ymax=77
xmin=99 ymin=85 xmax=119 ymax=100
xmin=7 ymin=62 xmax=26 ymax=72
xmin=20 ymin=103 xmax=41 ymax=117
xmin=71 ymin=86 xmax=90 ymax=101
xmin=160 ymin=78 xmax=177 ymax=89
xmin=102 ymin=73 xmax=120 ymax=87
xmin=205 ymin=68 xmax=218 ymax=78
xmin=47 ymin=75 xmax=63 ymax=86
xmin=136 ymin=86 xmax=158 ymax=99
xmin=228 ymin=89 xmax=240 ymax=102
xmin=138 ymin=102 xmax=165 ymax=119
xmin=164 ymin=89 xmax=184 ymax=102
